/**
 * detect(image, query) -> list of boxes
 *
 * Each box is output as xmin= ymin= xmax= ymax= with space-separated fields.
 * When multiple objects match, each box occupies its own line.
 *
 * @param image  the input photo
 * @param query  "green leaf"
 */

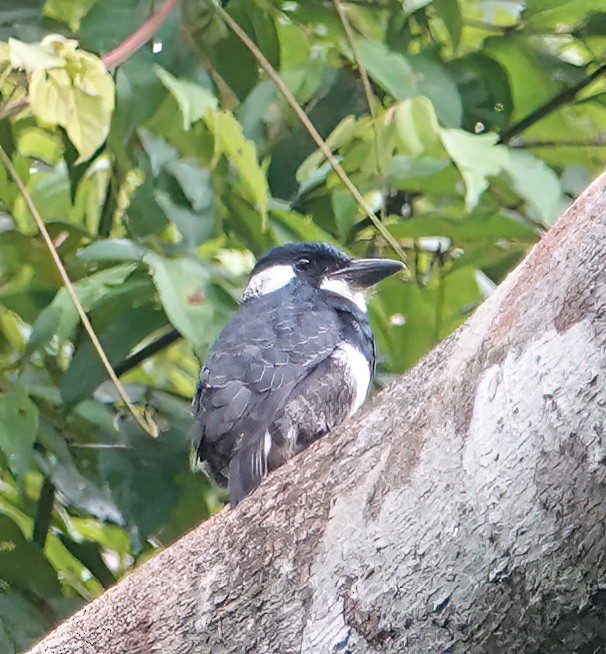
xmin=388 ymin=156 xmax=450 ymax=183
xmin=154 ymin=189 xmax=214 ymax=247
xmin=71 ymin=153 xmax=112 ymax=233
xmin=155 ymin=65 xmax=217 ymax=131
xmin=433 ymin=0 xmax=462 ymax=49
xmin=43 ymin=0 xmax=99 ymax=31
xmin=145 ymin=253 xmax=214 ymax=353
xmin=331 ymin=190 xmax=358 ymax=240
xmin=60 ymin=281 xmax=167 ymax=404
xmin=439 ymin=129 xmax=506 ymax=208
xmin=137 ymin=128 xmax=179 ymax=177
xmin=0 ymin=515 xmax=60 ymax=597
xmin=165 ymin=158 xmax=213 ymax=213
xmin=77 ymin=239 xmax=145 ymax=262
xmin=13 ymin=124 xmax=64 ymax=164
xmin=37 ymin=424 xmax=123 ymax=523
xmin=393 ymin=97 xmax=445 ymax=157
xmin=13 ymin=161 xmax=72 ymax=233
xmin=355 ymin=42 xmax=462 ymax=126
xmin=408 ymin=55 xmax=463 ymax=127
xmin=501 ymin=150 xmax=563 ymax=226
xmin=355 ymin=40 xmax=415 ymax=103
xmin=0 ymin=589 xmax=56 ymax=654
xmin=403 ymin=0 xmax=432 ymax=13
xmin=0 ymin=382 xmax=39 ymax=478
xmin=483 ymin=36 xmax=559 ymax=121
xmin=28 ymin=263 xmax=138 ymax=352
xmin=206 ymin=110 xmax=268 ymax=224
xmin=388 ymin=213 xmax=537 ymax=243
xmin=97 ymin=419 xmax=193 ymax=542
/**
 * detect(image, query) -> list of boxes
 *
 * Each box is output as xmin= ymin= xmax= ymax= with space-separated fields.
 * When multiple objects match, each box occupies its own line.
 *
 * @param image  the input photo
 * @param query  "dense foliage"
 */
xmin=0 ymin=0 xmax=604 ymax=649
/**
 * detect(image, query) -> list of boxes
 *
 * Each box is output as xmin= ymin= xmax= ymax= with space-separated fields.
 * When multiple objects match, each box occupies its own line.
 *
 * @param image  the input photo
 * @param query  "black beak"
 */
xmin=329 ymin=258 xmax=405 ymax=288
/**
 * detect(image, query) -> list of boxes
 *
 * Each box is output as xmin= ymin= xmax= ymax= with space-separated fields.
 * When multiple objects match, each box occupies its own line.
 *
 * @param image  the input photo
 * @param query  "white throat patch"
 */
xmin=320 ymin=277 xmax=367 ymax=313
xmin=242 ymin=264 xmax=295 ymax=300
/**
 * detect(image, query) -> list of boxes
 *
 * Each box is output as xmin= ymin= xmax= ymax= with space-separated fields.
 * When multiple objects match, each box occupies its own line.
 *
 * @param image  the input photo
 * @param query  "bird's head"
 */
xmin=241 ymin=242 xmax=405 ymax=311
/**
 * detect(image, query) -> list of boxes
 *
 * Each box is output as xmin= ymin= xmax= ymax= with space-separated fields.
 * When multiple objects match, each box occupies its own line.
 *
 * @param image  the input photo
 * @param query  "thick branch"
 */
xmin=27 ymin=172 xmax=606 ymax=653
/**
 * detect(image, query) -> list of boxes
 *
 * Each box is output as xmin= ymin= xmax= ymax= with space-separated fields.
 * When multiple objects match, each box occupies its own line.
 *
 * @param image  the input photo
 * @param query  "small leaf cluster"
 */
xmin=0 ymin=0 xmax=604 ymax=649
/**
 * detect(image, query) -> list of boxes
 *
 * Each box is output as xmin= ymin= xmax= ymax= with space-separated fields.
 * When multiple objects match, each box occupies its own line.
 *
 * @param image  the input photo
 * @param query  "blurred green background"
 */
xmin=0 ymin=0 xmax=605 ymax=650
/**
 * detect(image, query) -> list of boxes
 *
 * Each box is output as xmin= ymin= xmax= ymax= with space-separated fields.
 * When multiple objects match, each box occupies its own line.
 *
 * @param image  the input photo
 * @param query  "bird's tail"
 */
xmin=228 ymin=429 xmax=270 ymax=507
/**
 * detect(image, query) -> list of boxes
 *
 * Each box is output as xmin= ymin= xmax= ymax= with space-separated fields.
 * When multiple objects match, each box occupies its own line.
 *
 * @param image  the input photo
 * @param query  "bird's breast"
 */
xmin=330 ymin=343 xmax=372 ymax=416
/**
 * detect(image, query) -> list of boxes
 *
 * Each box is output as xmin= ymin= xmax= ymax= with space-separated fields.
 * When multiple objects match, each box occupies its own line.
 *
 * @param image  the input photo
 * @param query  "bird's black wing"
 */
xmin=193 ymin=284 xmax=342 ymax=504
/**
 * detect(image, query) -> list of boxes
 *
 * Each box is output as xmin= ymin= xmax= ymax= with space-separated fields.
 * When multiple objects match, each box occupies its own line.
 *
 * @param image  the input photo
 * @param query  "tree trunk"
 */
xmin=27 ymin=172 xmax=606 ymax=654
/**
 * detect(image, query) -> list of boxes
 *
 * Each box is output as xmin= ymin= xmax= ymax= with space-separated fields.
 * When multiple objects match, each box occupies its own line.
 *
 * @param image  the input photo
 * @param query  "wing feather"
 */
xmin=193 ymin=284 xmax=341 ymax=501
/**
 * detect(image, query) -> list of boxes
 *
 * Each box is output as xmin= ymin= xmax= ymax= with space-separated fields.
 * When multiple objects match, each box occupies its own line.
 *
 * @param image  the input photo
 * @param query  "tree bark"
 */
xmin=27 ymin=172 xmax=606 ymax=654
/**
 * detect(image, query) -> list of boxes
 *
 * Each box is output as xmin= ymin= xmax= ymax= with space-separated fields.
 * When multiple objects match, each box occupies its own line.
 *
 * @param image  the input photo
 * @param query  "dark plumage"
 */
xmin=193 ymin=242 xmax=404 ymax=506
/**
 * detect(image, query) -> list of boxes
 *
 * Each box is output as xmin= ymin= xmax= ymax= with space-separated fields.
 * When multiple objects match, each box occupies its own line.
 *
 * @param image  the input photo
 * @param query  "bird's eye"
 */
xmin=294 ymin=257 xmax=312 ymax=272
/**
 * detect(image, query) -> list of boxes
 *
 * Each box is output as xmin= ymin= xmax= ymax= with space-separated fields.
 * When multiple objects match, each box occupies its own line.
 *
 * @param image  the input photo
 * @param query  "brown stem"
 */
xmin=0 ymin=97 xmax=29 ymax=120
xmin=102 ymin=0 xmax=181 ymax=69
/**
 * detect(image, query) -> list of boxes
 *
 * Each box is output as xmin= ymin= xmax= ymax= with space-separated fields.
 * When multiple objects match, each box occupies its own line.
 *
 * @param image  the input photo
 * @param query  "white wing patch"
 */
xmin=320 ymin=277 xmax=367 ymax=313
xmin=332 ymin=343 xmax=371 ymax=416
xmin=242 ymin=264 xmax=295 ymax=300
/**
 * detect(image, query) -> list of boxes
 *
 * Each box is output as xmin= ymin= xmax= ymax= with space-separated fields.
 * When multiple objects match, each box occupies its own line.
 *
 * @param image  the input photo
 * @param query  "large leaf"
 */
xmin=439 ymin=129 xmax=506 ymax=209
xmin=155 ymin=65 xmax=217 ymax=131
xmin=145 ymin=253 xmax=214 ymax=354
xmin=97 ymin=410 xmax=196 ymax=544
xmin=0 ymin=382 xmax=39 ymax=478
xmin=23 ymin=35 xmax=115 ymax=162
xmin=59 ymin=280 xmax=167 ymax=404
xmin=28 ymin=263 xmax=138 ymax=352
xmin=206 ymin=110 xmax=269 ymax=224
xmin=355 ymin=41 xmax=462 ymax=126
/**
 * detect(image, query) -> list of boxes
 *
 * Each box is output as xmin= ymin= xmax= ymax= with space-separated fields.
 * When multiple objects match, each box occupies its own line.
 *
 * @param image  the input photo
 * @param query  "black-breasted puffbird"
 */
xmin=193 ymin=242 xmax=404 ymax=506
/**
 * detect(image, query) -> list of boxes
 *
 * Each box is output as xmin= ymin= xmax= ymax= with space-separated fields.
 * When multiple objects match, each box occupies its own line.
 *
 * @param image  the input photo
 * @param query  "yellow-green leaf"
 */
xmin=8 ymin=37 xmax=65 ymax=72
xmin=43 ymin=0 xmax=100 ymax=31
xmin=28 ymin=40 xmax=114 ymax=163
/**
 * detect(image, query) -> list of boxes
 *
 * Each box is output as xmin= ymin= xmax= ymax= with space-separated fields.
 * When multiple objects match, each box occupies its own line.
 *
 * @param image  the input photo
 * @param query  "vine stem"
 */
xmin=332 ymin=0 xmax=386 ymax=199
xmin=0 ymin=145 xmax=158 ymax=437
xmin=102 ymin=0 xmax=181 ymax=69
xmin=213 ymin=2 xmax=407 ymax=262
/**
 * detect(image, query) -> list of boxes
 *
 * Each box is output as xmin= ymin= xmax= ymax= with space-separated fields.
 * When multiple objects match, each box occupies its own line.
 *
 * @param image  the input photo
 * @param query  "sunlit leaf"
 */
xmin=155 ymin=65 xmax=217 ymax=131
xmin=440 ymin=129 xmax=506 ymax=209
xmin=43 ymin=0 xmax=99 ymax=31
xmin=26 ymin=35 xmax=115 ymax=162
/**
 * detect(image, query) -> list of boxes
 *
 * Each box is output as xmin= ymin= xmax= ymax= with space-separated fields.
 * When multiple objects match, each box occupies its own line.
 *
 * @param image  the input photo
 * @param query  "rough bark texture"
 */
xmin=28 ymin=173 xmax=606 ymax=654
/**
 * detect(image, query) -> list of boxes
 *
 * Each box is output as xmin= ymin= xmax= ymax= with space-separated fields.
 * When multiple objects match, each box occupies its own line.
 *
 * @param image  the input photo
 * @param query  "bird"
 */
xmin=193 ymin=242 xmax=404 ymax=506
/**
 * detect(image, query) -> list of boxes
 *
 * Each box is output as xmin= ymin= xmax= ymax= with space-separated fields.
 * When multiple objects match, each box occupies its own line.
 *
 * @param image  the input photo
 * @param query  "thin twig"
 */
xmin=213 ymin=2 xmax=407 ymax=262
xmin=0 ymin=97 xmax=29 ymax=120
xmin=114 ymin=329 xmax=181 ymax=377
xmin=462 ymin=19 xmax=512 ymax=33
xmin=102 ymin=0 xmax=181 ymax=69
xmin=0 ymin=145 xmax=158 ymax=437
xmin=500 ymin=63 xmax=606 ymax=144
xmin=332 ymin=0 xmax=386 ymax=193
xmin=509 ymin=139 xmax=606 ymax=148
